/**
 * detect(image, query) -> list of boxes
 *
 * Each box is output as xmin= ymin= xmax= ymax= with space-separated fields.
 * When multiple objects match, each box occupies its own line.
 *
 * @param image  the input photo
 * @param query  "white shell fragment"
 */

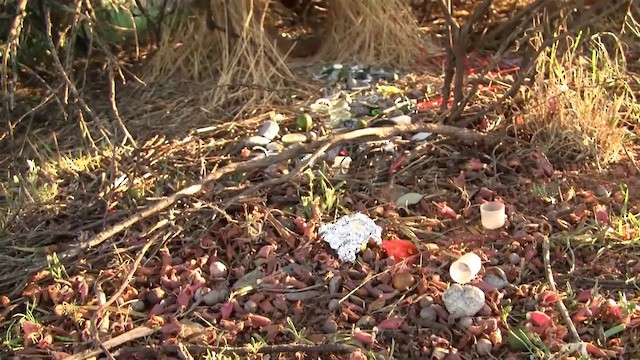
xmin=319 ymin=213 xmax=382 ymax=262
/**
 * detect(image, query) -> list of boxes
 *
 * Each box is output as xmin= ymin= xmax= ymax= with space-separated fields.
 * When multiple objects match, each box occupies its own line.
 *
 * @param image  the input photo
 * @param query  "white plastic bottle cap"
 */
xmin=480 ymin=201 xmax=506 ymax=230
xmin=449 ymin=252 xmax=482 ymax=284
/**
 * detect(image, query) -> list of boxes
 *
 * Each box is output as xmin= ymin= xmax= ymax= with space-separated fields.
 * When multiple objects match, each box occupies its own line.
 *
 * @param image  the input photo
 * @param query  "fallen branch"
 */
xmin=541 ymin=235 xmax=580 ymax=342
xmin=66 ymin=326 xmax=156 ymax=360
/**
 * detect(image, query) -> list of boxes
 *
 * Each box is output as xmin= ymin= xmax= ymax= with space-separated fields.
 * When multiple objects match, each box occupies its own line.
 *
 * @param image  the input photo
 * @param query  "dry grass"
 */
xmin=522 ymin=29 xmax=637 ymax=165
xmin=315 ymin=0 xmax=438 ymax=67
xmin=146 ymin=0 xmax=301 ymax=116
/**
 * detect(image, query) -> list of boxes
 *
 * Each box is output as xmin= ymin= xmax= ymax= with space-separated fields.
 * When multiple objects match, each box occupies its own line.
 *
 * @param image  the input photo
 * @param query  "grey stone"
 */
xmin=442 ymin=284 xmax=485 ymax=319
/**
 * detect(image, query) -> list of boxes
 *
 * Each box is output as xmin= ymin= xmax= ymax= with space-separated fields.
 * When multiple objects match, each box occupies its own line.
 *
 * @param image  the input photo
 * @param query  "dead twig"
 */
xmin=65 ymin=326 xmax=157 ymax=360
xmin=542 ymin=234 xmax=580 ymax=342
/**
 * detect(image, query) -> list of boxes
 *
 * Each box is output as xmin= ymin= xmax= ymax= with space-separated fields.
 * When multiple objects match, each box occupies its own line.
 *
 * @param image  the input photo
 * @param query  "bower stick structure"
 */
xmin=147 ymin=0 xmax=297 ymax=112
xmin=315 ymin=0 xmax=433 ymax=66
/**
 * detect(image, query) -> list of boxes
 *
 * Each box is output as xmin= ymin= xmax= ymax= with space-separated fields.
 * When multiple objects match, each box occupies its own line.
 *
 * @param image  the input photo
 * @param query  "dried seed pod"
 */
xmin=392 ymin=272 xmax=415 ymax=291
xmin=475 ymin=338 xmax=493 ymax=356
xmin=147 ymin=287 xmax=166 ymax=306
xmin=209 ymin=261 xmax=228 ymax=279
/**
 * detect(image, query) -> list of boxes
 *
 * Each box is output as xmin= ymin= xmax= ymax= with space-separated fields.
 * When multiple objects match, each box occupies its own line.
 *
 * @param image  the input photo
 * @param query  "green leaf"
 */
xmin=604 ymin=323 xmax=626 ymax=339
xmin=507 ymin=327 xmax=533 ymax=352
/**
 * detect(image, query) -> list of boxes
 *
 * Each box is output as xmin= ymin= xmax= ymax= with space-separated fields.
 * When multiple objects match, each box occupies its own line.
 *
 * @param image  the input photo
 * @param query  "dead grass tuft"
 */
xmin=146 ymin=0 xmax=300 ymax=115
xmin=523 ymin=30 xmax=637 ymax=165
xmin=315 ymin=0 xmax=437 ymax=67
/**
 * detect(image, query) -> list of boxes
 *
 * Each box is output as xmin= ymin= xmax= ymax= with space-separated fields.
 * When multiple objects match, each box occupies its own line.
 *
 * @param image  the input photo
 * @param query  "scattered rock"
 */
xmin=281 ymin=133 xmax=307 ymax=145
xmin=475 ymin=338 xmax=493 ymax=356
xmin=130 ymin=299 xmax=145 ymax=311
xmin=392 ymin=272 xmax=416 ymax=291
xmin=483 ymin=274 xmax=510 ymax=290
xmin=244 ymin=299 xmax=258 ymax=313
xmin=389 ymin=115 xmax=413 ymax=125
xmin=245 ymin=136 xmax=271 ymax=147
xmin=258 ymin=120 xmax=280 ymax=140
xmin=328 ymin=299 xmax=341 ymax=312
xmin=356 ymin=315 xmax=377 ymax=328
xmin=442 ymin=284 xmax=486 ymax=319
xmin=595 ymin=184 xmax=611 ymax=197
xmin=209 ymin=261 xmax=228 ymax=279
xmin=323 ymin=319 xmax=339 ymax=333
xmin=458 ymin=316 xmax=473 ymax=329
xmin=146 ymin=287 xmax=165 ymax=305
xmin=203 ymin=286 xmax=229 ymax=306
xmin=419 ymin=306 xmax=437 ymax=321
xmin=329 ymin=275 xmax=343 ymax=294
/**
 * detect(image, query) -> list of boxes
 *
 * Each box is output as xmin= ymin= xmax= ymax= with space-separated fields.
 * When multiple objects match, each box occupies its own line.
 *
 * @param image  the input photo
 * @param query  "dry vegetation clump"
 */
xmin=314 ymin=0 xmax=438 ymax=66
xmin=522 ymin=30 xmax=637 ymax=165
xmin=147 ymin=0 xmax=300 ymax=113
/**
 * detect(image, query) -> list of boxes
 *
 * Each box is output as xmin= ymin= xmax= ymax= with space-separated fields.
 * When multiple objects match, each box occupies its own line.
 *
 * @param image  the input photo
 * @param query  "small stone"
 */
xmin=266 ymin=142 xmax=284 ymax=152
xmin=362 ymin=248 xmax=376 ymax=262
xmin=258 ymin=120 xmax=280 ymax=140
xmin=431 ymin=347 xmax=449 ymax=360
xmin=244 ymin=299 xmax=258 ymax=313
xmin=595 ymin=185 xmax=610 ymax=197
xmin=356 ymin=315 xmax=376 ymax=328
xmin=328 ymin=299 xmax=341 ymax=312
xmin=245 ymin=136 xmax=271 ymax=147
xmin=458 ymin=316 xmax=473 ymax=329
xmin=281 ymin=133 xmax=307 ymax=144
xmin=209 ymin=261 xmax=228 ymax=279
xmin=323 ymin=319 xmax=339 ymax=333
xmin=475 ymin=338 xmax=493 ymax=356
xmin=329 ymin=276 xmax=343 ymax=294
xmin=392 ymin=272 xmax=416 ymax=291
xmin=146 ymin=287 xmax=165 ymax=305
xmin=419 ymin=296 xmax=433 ymax=308
xmin=203 ymin=286 xmax=229 ymax=306
xmin=483 ymin=275 xmax=510 ymax=290
xmin=508 ymin=253 xmax=521 ymax=265
xmin=442 ymin=284 xmax=485 ymax=319
xmin=194 ymin=286 xmax=210 ymax=302
xmin=419 ymin=306 xmax=437 ymax=321
xmin=130 ymin=299 xmax=145 ymax=311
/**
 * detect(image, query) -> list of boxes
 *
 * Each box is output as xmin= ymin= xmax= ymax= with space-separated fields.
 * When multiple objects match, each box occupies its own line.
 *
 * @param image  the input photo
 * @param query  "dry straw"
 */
xmin=147 ymin=0 xmax=298 ymax=114
xmin=315 ymin=0 xmax=434 ymax=66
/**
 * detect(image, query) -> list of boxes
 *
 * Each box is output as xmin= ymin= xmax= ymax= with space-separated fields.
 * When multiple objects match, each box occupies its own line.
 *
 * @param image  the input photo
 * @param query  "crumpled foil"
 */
xmin=319 ymin=213 xmax=382 ymax=262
